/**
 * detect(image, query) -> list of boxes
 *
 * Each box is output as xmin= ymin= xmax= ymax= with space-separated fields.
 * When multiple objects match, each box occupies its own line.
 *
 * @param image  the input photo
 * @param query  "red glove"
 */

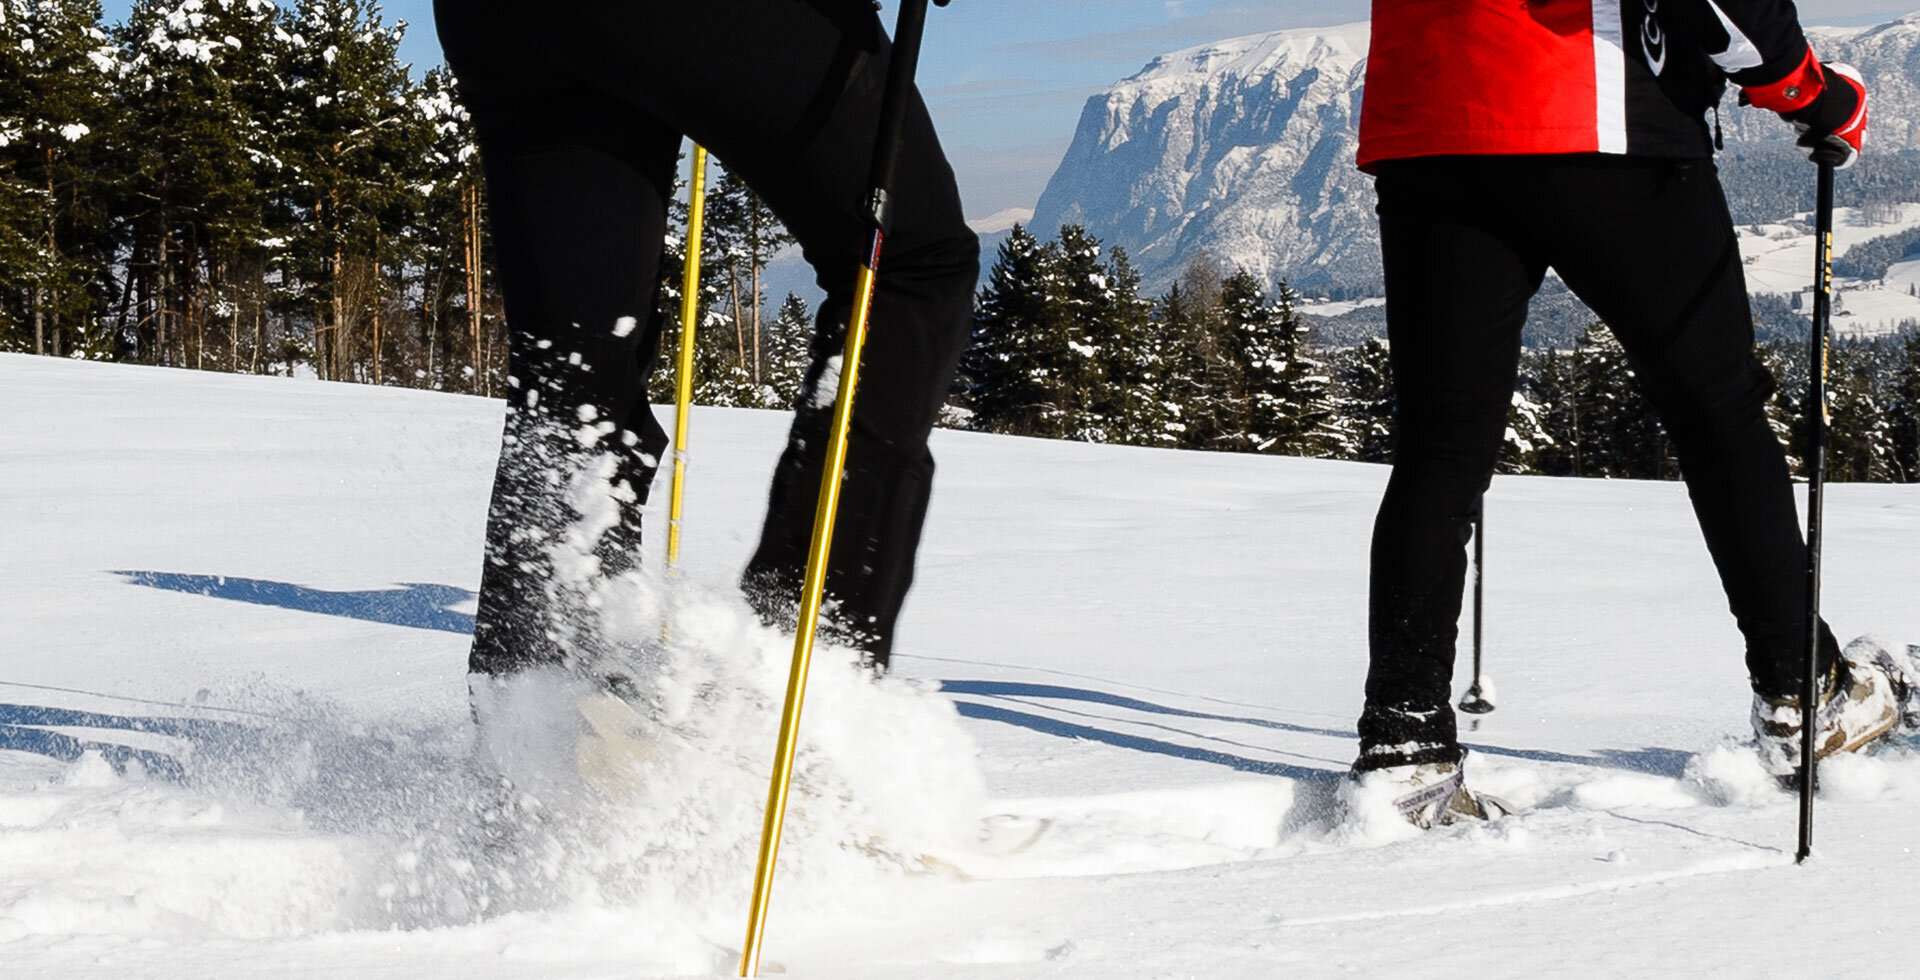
xmin=1742 ymin=47 xmax=1868 ymax=170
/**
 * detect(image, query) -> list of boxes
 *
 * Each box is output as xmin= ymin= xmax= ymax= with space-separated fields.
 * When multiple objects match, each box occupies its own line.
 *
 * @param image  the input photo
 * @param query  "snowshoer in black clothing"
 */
xmin=1351 ymin=0 xmax=1900 ymax=827
xmin=435 ymin=0 xmax=978 ymax=680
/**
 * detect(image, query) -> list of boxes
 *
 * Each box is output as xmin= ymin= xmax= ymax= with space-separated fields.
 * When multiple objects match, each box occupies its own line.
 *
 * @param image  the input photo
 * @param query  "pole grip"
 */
xmin=864 ymin=0 xmax=932 ymax=232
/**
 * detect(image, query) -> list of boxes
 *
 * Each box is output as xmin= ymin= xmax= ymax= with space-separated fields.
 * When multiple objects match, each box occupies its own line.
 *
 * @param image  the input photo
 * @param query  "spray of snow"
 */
xmin=0 ymin=450 xmax=986 ymax=969
xmin=811 ymin=355 xmax=843 ymax=410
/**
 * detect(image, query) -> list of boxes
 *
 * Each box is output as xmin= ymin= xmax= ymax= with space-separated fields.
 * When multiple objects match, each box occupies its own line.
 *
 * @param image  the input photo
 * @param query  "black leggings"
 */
xmin=1359 ymin=154 xmax=1839 ymax=758
xmin=436 ymin=0 xmax=979 ymax=673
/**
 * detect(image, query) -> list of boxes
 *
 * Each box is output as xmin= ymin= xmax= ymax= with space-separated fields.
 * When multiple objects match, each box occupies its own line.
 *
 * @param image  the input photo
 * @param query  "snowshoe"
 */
xmin=1348 ymin=750 xmax=1514 ymax=829
xmin=1752 ymin=635 xmax=1904 ymax=780
xmin=573 ymin=688 xmax=690 ymax=799
xmin=913 ymin=814 xmax=1056 ymax=881
xmin=1898 ymin=644 xmax=1920 ymax=732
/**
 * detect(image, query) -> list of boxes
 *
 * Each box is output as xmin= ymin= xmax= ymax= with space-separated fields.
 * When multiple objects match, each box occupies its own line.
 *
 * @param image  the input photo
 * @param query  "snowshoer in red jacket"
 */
xmin=1349 ymin=0 xmax=1901 ymax=827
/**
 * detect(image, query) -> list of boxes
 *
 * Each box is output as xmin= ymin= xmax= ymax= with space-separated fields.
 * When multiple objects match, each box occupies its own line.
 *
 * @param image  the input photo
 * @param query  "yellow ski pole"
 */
xmin=738 ymin=1 xmax=941 ymax=974
xmin=666 ymin=144 xmax=709 ymax=575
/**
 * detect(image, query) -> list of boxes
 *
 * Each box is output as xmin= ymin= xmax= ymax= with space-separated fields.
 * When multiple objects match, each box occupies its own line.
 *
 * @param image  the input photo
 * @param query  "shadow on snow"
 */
xmin=0 ymin=702 xmax=261 ymax=780
xmin=115 ymin=570 xmax=476 ymax=634
xmin=939 ymin=679 xmax=1692 ymax=780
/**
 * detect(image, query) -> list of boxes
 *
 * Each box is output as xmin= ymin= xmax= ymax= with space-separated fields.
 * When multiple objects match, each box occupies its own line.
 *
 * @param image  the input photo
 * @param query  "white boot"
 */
xmin=1347 ymin=750 xmax=1511 ymax=829
xmin=1751 ymin=636 xmax=1903 ymax=777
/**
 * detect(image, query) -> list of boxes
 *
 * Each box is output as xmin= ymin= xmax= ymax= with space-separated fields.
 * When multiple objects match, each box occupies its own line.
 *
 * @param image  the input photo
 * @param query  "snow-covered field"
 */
xmin=2 ymin=353 xmax=1918 ymax=979
xmin=1737 ymin=201 xmax=1920 ymax=338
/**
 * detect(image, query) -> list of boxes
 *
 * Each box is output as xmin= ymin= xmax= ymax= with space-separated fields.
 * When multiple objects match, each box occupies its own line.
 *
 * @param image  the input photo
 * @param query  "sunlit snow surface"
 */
xmin=1735 ymin=201 xmax=1920 ymax=338
xmin=1 ymin=354 xmax=1917 ymax=978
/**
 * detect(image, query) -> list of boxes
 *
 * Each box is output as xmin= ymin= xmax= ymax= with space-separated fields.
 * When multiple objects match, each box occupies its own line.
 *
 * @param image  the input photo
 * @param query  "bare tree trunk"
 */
xmin=1571 ymin=404 xmax=1583 ymax=478
xmin=427 ymin=261 xmax=439 ymax=386
xmin=283 ymin=259 xmax=297 ymax=377
xmin=748 ymin=205 xmax=760 ymax=384
xmin=38 ymin=152 xmax=53 ymax=355
xmin=730 ymin=259 xmax=746 ymax=367
xmin=751 ymin=249 xmax=762 ymax=384
xmin=331 ymin=254 xmax=346 ymax=382
xmin=251 ymin=284 xmax=263 ymax=375
xmin=478 ymin=187 xmax=489 ymax=396
xmin=193 ymin=275 xmax=204 ymax=371
xmin=114 ymin=247 xmax=137 ymax=355
xmin=466 ymin=180 xmax=486 ymax=396
xmin=372 ymin=255 xmax=384 ymax=386
xmin=157 ymin=229 xmax=171 ymax=367
xmin=230 ymin=262 xmax=241 ymax=374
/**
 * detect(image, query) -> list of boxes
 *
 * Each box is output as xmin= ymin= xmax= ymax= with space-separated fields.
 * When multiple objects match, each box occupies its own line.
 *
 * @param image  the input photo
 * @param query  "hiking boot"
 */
xmin=1752 ymin=636 xmax=1903 ymax=777
xmin=1348 ymin=747 xmax=1512 ymax=829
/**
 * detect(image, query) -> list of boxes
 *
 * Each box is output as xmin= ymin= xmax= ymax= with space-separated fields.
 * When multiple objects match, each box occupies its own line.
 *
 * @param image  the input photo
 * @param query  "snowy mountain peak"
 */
xmin=1128 ymin=20 xmax=1374 ymax=84
xmin=1030 ymin=21 xmax=1377 ymax=295
xmin=1127 ymin=20 xmax=1370 ymax=84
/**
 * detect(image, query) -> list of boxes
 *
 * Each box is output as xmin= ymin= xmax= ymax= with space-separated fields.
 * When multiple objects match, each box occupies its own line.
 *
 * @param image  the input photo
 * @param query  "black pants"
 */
xmin=437 ymin=0 xmax=979 ymax=674
xmin=1358 ymin=154 xmax=1839 ymax=763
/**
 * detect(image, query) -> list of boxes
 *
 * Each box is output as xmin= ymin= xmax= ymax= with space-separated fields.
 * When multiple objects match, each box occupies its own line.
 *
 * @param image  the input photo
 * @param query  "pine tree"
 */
xmin=1889 ymin=330 xmax=1920 ymax=482
xmin=1525 ymin=347 xmax=1568 ymax=475
xmin=1825 ymin=338 xmax=1900 ymax=483
xmin=1568 ymin=323 xmax=1670 ymax=478
xmin=1065 ymin=233 xmax=1172 ymax=445
xmin=703 ymin=166 xmax=794 ymax=390
xmin=1149 ymin=281 xmax=1194 ymax=444
xmin=1225 ymin=271 xmax=1337 ymax=456
xmin=761 ymin=291 xmax=813 ymax=408
xmin=0 ymin=0 xmax=117 ymax=356
xmin=1502 ymin=386 xmax=1554 ymax=474
xmin=648 ymin=151 xmax=747 ymax=408
xmin=1330 ymin=337 xmax=1395 ymax=463
xmin=963 ymin=223 xmax=1068 ymax=437
xmin=1044 ymin=224 xmax=1117 ymax=441
xmin=1154 ymin=254 xmax=1232 ymax=450
xmin=409 ymin=65 xmax=498 ymax=391
xmin=115 ymin=0 xmax=300 ymax=370
xmin=0 ymin=1 xmax=519 ymax=388
xmin=1757 ymin=338 xmax=1804 ymax=476
xmin=279 ymin=0 xmax=423 ymax=382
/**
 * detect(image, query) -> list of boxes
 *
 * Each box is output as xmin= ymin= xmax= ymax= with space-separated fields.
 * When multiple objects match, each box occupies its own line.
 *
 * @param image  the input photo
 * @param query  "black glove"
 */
xmin=1782 ymin=63 xmax=1868 ymax=170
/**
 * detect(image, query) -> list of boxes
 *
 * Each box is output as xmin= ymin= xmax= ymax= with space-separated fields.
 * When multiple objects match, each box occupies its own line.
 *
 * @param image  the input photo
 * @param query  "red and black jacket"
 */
xmin=1358 ymin=0 xmax=1829 ymax=171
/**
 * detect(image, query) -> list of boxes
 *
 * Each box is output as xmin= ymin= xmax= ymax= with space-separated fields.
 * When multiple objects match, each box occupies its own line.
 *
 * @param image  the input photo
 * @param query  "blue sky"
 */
xmin=101 ymin=1 xmax=1919 ymax=218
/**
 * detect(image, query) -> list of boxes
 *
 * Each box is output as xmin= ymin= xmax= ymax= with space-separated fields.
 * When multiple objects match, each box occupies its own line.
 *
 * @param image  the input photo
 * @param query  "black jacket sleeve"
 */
xmin=1682 ymin=0 xmax=1812 ymax=87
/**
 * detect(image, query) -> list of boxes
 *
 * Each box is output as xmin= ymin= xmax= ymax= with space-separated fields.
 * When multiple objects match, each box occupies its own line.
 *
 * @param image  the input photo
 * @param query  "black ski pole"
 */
xmin=1796 ymin=160 xmax=1836 ymax=864
xmin=1460 ymin=498 xmax=1494 ymax=715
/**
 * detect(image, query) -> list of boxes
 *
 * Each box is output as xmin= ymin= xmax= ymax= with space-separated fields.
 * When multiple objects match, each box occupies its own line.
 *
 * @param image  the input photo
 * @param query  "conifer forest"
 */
xmin=7 ymin=0 xmax=1920 ymax=482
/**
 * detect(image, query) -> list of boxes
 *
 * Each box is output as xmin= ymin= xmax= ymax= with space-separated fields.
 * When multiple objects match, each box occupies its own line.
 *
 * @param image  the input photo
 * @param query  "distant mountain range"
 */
xmin=1029 ymin=13 xmax=1920 ymax=304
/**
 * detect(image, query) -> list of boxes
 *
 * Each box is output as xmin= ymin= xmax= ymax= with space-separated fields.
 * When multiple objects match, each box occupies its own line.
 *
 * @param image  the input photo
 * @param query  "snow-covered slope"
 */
xmin=1737 ymin=200 xmax=1920 ymax=337
xmin=1032 ymin=13 xmax=1920 ymax=303
xmin=2 ymin=355 xmax=1919 ymax=978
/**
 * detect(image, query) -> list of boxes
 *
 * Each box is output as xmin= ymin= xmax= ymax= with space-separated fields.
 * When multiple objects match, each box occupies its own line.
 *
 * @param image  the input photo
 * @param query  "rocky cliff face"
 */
xmin=1029 ymin=23 xmax=1376 ymax=296
xmin=1030 ymin=15 xmax=1920 ymax=298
